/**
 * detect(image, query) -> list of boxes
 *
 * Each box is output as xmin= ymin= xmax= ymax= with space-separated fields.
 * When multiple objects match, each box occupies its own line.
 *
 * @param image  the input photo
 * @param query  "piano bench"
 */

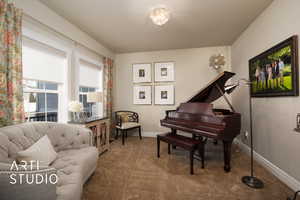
xmin=157 ymin=133 xmax=206 ymax=175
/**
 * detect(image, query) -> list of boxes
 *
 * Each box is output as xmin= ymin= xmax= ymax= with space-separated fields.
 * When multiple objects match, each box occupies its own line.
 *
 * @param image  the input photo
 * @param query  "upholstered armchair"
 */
xmin=115 ymin=111 xmax=142 ymax=145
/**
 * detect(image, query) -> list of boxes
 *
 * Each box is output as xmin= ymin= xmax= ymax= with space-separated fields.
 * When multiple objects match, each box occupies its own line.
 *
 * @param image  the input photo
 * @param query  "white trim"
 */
xmin=14 ymin=0 xmax=114 ymax=58
xmin=76 ymin=51 xmax=103 ymax=68
xmin=22 ymin=16 xmax=73 ymax=54
xmin=235 ymin=139 xmax=300 ymax=192
xmin=132 ymin=131 xmax=164 ymax=137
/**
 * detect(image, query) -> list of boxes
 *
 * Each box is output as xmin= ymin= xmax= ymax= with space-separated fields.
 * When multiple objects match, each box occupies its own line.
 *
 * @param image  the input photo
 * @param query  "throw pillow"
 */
xmin=17 ymin=135 xmax=57 ymax=166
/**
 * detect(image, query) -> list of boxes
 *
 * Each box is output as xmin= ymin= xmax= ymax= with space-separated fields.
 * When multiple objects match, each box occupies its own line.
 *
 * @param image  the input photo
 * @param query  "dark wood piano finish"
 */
xmin=160 ymin=71 xmax=241 ymax=172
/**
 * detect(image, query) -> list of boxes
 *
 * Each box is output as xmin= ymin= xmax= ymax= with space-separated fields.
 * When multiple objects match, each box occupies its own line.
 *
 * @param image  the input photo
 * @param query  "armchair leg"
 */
xmin=122 ymin=130 xmax=125 ymax=145
xmin=138 ymin=126 xmax=142 ymax=140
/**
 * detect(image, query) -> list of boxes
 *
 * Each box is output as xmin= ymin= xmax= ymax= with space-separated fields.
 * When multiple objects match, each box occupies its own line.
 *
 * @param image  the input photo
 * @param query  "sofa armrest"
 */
xmin=75 ymin=126 xmax=93 ymax=146
xmin=0 ymin=163 xmax=57 ymax=200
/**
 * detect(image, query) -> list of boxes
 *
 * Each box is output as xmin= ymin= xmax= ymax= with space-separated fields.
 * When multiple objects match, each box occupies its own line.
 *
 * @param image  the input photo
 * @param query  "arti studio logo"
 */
xmin=7 ymin=160 xmax=58 ymax=185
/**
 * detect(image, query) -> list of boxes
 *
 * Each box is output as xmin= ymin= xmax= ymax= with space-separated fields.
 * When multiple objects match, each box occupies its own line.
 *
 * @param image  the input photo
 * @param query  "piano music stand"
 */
xmin=226 ymin=79 xmax=264 ymax=189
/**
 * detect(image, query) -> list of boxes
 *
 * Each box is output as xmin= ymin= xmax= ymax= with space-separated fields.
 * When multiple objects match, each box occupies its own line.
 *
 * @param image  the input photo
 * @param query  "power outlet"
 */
xmin=244 ymin=131 xmax=249 ymax=140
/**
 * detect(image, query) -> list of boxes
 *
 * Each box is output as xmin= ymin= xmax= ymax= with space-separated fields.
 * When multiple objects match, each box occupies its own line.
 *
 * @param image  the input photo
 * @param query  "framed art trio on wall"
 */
xmin=132 ymin=62 xmax=175 ymax=105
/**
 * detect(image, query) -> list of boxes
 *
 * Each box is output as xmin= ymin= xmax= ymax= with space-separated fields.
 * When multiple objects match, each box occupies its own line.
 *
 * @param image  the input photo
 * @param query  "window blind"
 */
xmin=22 ymin=38 xmax=66 ymax=83
xmin=79 ymin=59 xmax=102 ymax=88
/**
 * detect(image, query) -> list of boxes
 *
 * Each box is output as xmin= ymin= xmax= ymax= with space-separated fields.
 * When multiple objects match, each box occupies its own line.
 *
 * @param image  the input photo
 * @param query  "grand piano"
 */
xmin=160 ymin=71 xmax=241 ymax=172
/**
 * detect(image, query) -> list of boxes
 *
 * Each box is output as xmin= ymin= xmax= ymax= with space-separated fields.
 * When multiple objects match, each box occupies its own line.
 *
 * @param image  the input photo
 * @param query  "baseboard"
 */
xmin=132 ymin=131 xmax=164 ymax=138
xmin=235 ymin=139 xmax=300 ymax=192
xmin=135 ymin=131 xmax=191 ymax=138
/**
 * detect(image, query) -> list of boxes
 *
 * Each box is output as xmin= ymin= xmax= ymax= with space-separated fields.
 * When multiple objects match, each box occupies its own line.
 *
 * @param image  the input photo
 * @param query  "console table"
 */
xmin=68 ymin=117 xmax=110 ymax=155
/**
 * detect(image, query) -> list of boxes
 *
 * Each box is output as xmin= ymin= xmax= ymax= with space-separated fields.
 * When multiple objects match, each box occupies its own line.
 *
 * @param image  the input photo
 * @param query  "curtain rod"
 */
xmin=23 ymin=13 xmax=110 ymax=59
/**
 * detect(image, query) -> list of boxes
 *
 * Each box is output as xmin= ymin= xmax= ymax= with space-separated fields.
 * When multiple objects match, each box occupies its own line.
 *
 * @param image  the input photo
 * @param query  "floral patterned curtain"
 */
xmin=0 ymin=0 xmax=24 ymax=127
xmin=103 ymin=57 xmax=113 ymax=133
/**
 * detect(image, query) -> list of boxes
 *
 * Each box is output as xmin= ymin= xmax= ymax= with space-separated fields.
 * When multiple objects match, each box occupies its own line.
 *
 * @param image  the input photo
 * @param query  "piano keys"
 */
xmin=160 ymin=71 xmax=241 ymax=172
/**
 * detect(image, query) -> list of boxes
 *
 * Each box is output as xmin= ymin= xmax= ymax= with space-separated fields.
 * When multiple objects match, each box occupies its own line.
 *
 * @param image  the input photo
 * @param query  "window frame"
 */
xmin=79 ymin=86 xmax=99 ymax=117
xmin=23 ymin=79 xmax=62 ymax=122
xmin=75 ymin=54 xmax=104 ymax=119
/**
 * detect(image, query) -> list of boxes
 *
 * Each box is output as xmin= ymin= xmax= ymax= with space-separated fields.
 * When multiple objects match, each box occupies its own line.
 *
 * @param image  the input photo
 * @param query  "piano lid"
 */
xmin=187 ymin=71 xmax=235 ymax=103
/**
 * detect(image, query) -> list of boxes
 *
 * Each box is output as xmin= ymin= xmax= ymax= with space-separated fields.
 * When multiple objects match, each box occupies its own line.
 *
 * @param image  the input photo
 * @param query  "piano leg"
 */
xmin=213 ymin=140 xmax=218 ymax=145
xmin=171 ymin=129 xmax=177 ymax=149
xmin=223 ymin=140 xmax=232 ymax=172
xmin=157 ymin=137 xmax=160 ymax=158
xmin=190 ymin=149 xmax=195 ymax=175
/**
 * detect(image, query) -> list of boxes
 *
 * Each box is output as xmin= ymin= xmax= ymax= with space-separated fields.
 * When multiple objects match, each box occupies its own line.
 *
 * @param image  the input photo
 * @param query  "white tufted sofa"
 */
xmin=0 ymin=122 xmax=99 ymax=200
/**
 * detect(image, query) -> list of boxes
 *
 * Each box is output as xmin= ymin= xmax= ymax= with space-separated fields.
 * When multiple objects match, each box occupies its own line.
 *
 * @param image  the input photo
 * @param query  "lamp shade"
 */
xmin=87 ymin=92 xmax=103 ymax=103
xmin=68 ymin=101 xmax=83 ymax=112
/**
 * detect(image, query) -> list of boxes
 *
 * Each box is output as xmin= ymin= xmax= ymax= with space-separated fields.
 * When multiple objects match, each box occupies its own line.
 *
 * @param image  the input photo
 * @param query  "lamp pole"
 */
xmin=241 ymin=82 xmax=264 ymax=189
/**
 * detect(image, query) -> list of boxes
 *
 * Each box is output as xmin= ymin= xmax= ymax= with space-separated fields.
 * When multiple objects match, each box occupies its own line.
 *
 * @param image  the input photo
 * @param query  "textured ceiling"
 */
xmin=39 ymin=0 xmax=273 ymax=53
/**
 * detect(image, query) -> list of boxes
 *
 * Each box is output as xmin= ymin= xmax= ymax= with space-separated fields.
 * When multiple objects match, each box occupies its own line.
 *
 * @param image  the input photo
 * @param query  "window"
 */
xmin=79 ymin=86 xmax=97 ymax=118
xmin=23 ymin=80 xmax=59 ymax=122
xmin=22 ymin=38 xmax=67 ymax=122
xmin=79 ymin=59 xmax=103 ymax=118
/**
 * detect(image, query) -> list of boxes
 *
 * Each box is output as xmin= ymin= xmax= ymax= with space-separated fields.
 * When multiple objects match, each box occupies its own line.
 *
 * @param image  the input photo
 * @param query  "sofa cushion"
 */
xmin=17 ymin=135 xmax=57 ymax=166
xmin=46 ymin=124 xmax=91 ymax=152
xmin=56 ymin=180 xmax=82 ymax=200
xmin=52 ymin=147 xmax=98 ymax=182
xmin=0 ymin=122 xmax=98 ymax=200
xmin=118 ymin=112 xmax=131 ymax=123
xmin=0 ymin=123 xmax=92 ymax=164
xmin=56 ymin=164 xmax=83 ymax=200
xmin=0 ymin=123 xmax=47 ymax=163
xmin=116 ymin=122 xmax=140 ymax=129
xmin=0 ymin=164 xmax=57 ymax=200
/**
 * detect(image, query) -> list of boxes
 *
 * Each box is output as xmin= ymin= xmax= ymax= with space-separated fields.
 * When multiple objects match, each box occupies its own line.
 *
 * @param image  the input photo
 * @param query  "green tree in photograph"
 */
xmin=267 ymin=46 xmax=291 ymax=61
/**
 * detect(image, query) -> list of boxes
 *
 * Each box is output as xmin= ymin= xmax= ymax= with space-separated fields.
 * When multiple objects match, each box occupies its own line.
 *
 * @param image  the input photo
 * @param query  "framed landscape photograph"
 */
xmin=133 ymin=85 xmax=152 ymax=105
xmin=154 ymin=85 xmax=174 ymax=105
xmin=249 ymin=35 xmax=299 ymax=97
xmin=133 ymin=63 xmax=152 ymax=83
xmin=154 ymin=62 xmax=175 ymax=82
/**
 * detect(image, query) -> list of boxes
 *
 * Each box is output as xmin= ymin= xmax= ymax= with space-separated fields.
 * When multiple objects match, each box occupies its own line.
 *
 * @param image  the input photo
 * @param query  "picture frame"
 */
xmin=154 ymin=85 xmax=174 ymax=105
xmin=133 ymin=63 xmax=152 ymax=83
xmin=249 ymin=35 xmax=299 ymax=97
xmin=154 ymin=62 xmax=175 ymax=82
xmin=133 ymin=85 xmax=152 ymax=105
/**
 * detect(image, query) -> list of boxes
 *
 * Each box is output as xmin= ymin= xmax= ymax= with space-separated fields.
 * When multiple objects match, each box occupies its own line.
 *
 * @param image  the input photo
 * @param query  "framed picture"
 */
xmin=133 ymin=85 xmax=152 ymax=105
xmin=154 ymin=85 xmax=174 ymax=105
xmin=154 ymin=62 xmax=175 ymax=82
xmin=133 ymin=63 xmax=152 ymax=83
xmin=249 ymin=35 xmax=299 ymax=97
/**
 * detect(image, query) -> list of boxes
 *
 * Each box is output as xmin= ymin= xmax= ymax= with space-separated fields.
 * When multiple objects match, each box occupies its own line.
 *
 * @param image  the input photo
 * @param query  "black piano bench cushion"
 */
xmin=157 ymin=133 xmax=206 ymax=175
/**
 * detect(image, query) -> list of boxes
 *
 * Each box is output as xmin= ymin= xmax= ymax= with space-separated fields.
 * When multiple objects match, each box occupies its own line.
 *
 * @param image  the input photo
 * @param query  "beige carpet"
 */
xmin=83 ymin=137 xmax=292 ymax=200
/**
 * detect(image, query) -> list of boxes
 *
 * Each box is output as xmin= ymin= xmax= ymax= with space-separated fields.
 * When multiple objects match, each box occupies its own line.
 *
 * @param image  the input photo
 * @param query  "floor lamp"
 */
xmin=225 ymin=79 xmax=264 ymax=189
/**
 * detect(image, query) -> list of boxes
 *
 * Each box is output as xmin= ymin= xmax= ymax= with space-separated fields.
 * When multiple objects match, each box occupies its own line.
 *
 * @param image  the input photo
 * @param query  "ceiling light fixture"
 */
xmin=149 ymin=7 xmax=171 ymax=26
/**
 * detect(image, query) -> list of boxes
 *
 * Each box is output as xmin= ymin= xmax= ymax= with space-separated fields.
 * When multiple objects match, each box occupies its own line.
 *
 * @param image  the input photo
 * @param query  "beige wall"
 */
xmin=114 ymin=46 xmax=232 ymax=134
xmin=231 ymin=0 xmax=300 ymax=182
